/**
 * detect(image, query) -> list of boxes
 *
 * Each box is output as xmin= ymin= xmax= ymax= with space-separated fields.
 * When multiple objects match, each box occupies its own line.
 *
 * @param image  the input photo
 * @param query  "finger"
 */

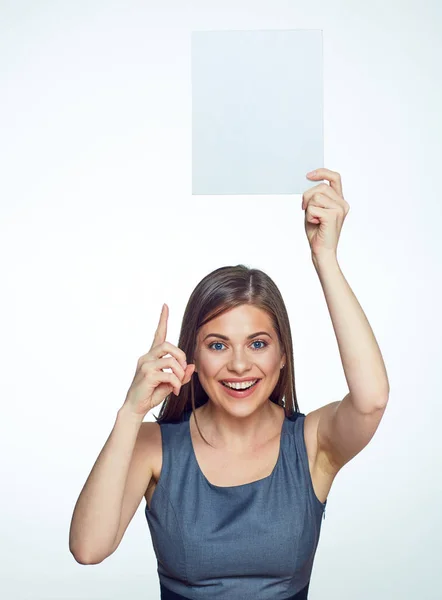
xmin=157 ymin=356 xmax=185 ymax=382
xmin=151 ymin=303 xmax=168 ymax=349
xmin=305 ymin=192 xmax=335 ymax=210
xmin=306 ymin=204 xmax=328 ymax=223
xmin=152 ymin=340 xmax=187 ymax=372
xmin=303 ymin=185 xmax=343 ymax=210
xmin=172 ymin=364 xmax=195 ymax=395
xmin=183 ymin=364 xmax=196 ymax=384
xmin=306 ymin=168 xmax=343 ymax=198
xmin=173 ymin=366 xmax=196 ymax=395
xmin=159 ymin=371 xmax=182 ymax=396
xmin=179 ymin=366 xmax=195 ymax=389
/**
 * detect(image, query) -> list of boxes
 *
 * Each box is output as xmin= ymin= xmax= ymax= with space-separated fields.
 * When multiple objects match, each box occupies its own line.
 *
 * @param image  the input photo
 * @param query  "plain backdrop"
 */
xmin=1 ymin=1 xmax=441 ymax=599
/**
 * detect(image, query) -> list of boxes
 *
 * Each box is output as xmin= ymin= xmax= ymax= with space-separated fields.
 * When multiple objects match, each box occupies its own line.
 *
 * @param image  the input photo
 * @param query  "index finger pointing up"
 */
xmin=151 ymin=303 xmax=168 ymax=349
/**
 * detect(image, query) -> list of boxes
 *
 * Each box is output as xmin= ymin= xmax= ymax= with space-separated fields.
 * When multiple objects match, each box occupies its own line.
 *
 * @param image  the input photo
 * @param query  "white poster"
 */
xmin=192 ymin=29 xmax=324 ymax=195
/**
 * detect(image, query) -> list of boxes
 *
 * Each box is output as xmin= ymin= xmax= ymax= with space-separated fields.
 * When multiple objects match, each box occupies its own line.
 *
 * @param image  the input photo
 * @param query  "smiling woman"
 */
xmin=184 ymin=303 xmax=286 ymax=428
xmin=70 ymin=168 xmax=390 ymax=599
xmin=71 ymin=263 xmax=328 ymax=600
xmin=139 ymin=265 xmax=325 ymax=599
xmin=155 ymin=264 xmax=297 ymax=428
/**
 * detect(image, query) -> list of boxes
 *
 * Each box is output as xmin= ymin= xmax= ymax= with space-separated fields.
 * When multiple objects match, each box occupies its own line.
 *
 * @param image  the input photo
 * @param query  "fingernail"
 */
xmin=307 ymin=170 xmax=316 ymax=176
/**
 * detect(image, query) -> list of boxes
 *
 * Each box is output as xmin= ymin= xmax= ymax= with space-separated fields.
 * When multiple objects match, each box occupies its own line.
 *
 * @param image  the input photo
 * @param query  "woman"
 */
xmin=69 ymin=169 xmax=390 ymax=599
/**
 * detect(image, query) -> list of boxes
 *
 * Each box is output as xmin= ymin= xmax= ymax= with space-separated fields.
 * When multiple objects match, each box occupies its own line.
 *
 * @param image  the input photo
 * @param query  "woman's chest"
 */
xmin=145 ymin=415 xmax=335 ymax=509
xmin=191 ymin=432 xmax=282 ymax=487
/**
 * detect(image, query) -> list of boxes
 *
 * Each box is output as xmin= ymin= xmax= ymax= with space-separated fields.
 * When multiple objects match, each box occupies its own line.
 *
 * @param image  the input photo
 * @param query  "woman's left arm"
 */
xmin=303 ymin=168 xmax=390 ymax=413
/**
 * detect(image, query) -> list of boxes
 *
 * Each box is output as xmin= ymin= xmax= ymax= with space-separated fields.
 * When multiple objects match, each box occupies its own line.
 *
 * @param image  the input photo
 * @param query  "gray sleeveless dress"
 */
xmin=145 ymin=408 xmax=327 ymax=599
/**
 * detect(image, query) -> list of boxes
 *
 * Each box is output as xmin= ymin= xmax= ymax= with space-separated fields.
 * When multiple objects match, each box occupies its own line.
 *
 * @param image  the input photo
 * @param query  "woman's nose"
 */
xmin=227 ymin=352 xmax=253 ymax=373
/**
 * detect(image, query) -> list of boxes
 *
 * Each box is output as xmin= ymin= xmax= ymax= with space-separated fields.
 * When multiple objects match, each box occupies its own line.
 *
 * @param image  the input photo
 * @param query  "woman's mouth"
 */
xmin=219 ymin=379 xmax=262 ymax=399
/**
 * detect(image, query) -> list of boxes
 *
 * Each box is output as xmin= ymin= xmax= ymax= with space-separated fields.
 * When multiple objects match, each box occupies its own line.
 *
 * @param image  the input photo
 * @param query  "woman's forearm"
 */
xmin=312 ymin=254 xmax=390 ymax=410
xmin=69 ymin=406 xmax=143 ymax=564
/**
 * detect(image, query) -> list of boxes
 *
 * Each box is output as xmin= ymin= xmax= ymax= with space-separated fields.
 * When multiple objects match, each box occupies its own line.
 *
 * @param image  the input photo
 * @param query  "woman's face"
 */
xmin=193 ymin=304 xmax=286 ymax=412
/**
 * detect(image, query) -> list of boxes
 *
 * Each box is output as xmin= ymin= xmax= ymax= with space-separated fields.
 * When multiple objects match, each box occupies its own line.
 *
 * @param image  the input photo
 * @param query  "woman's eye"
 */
xmin=208 ymin=340 xmax=267 ymax=351
xmin=252 ymin=340 xmax=266 ymax=350
xmin=210 ymin=342 xmax=225 ymax=351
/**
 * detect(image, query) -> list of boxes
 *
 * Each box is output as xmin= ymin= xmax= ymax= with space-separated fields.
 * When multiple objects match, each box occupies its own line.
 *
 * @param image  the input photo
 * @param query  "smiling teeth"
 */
xmin=222 ymin=380 xmax=258 ymax=390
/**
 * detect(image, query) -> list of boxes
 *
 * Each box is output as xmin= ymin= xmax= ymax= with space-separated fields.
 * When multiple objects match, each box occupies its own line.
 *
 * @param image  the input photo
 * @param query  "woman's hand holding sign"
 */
xmin=303 ymin=168 xmax=350 ymax=262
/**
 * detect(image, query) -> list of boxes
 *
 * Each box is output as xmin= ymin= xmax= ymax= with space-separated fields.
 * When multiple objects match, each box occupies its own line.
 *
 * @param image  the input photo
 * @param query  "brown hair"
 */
xmin=153 ymin=264 xmax=300 ymax=445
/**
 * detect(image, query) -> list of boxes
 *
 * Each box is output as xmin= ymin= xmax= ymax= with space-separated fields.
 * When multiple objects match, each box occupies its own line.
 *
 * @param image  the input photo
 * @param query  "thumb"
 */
xmin=184 ymin=364 xmax=196 ymax=383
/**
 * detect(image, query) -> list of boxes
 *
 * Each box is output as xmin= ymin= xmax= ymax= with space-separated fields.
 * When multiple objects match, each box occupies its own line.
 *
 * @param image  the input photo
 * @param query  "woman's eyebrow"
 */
xmin=203 ymin=331 xmax=273 ymax=341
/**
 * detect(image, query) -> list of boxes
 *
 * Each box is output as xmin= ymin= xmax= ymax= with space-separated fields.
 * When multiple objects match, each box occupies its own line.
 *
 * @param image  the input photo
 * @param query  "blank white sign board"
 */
xmin=192 ymin=29 xmax=323 ymax=195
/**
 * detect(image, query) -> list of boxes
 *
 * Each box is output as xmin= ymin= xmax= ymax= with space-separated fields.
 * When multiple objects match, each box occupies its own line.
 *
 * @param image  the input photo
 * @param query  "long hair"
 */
xmin=153 ymin=264 xmax=300 ymax=445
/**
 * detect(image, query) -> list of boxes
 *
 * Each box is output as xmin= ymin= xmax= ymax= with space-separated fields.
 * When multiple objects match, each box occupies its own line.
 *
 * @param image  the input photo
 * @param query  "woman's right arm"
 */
xmin=69 ymin=304 xmax=195 ymax=565
xmin=69 ymin=405 xmax=150 ymax=565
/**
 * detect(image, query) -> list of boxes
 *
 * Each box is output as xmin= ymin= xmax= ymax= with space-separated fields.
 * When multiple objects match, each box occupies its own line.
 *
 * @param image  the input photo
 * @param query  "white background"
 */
xmin=1 ymin=1 xmax=441 ymax=599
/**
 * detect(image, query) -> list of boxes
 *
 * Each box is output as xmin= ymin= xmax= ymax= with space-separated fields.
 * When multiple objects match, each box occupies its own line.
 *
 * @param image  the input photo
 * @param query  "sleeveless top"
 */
xmin=145 ymin=408 xmax=327 ymax=600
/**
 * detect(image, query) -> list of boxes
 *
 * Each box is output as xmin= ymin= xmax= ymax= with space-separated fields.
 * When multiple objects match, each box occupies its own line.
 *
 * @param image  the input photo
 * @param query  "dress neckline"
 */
xmin=187 ymin=411 xmax=287 ymax=489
